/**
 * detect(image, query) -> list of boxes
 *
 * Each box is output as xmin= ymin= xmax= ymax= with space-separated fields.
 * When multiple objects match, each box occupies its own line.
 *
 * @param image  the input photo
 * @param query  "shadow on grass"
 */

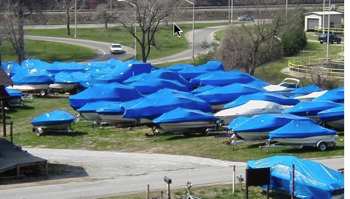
xmin=280 ymin=145 xmax=343 ymax=154
xmin=0 ymin=163 xmax=88 ymax=185
xmin=39 ymin=131 xmax=87 ymax=137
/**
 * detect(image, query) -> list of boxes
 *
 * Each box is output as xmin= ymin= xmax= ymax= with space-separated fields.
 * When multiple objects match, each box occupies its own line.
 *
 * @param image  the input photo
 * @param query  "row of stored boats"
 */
xmin=2 ymin=59 xmax=343 ymax=150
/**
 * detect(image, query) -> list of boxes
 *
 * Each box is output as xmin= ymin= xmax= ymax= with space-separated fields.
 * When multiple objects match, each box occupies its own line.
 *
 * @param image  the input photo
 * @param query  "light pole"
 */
xmin=326 ymin=0 xmax=331 ymax=61
xmin=285 ymin=0 xmax=288 ymax=20
xmin=231 ymin=0 xmax=234 ymax=23
xmin=184 ymin=0 xmax=195 ymax=61
xmin=118 ymin=0 xmax=137 ymax=59
xmin=322 ymin=0 xmax=325 ymax=33
xmin=74 ymin=0 xmax=77 ymax=39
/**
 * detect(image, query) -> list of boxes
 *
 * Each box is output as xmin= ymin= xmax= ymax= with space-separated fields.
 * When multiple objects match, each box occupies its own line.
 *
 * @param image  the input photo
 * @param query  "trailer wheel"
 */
xmin=318 ymin=142 xmax=327 ymax=151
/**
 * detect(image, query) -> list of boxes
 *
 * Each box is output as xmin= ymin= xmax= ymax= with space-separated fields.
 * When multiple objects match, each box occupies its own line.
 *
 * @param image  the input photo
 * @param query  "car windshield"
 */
xmin=112 ymin=44 xmax=121 ymax=48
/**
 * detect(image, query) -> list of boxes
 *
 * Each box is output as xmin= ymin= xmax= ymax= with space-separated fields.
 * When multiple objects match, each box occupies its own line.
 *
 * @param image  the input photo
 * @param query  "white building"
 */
xmin=304 ymin=11 xmax=344 ymax=31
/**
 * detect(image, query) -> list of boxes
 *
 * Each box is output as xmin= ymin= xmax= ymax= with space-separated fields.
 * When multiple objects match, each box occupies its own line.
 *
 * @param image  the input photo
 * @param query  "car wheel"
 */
xmin=320 ymin=41 xmax=323 ymax=44
xmin=318 ymin=142 xmax=327 ymax=151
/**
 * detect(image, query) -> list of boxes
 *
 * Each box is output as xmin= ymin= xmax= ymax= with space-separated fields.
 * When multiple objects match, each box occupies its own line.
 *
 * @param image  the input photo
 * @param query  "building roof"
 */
xmin=306 ymin=11 xmax=344 ymax=16
xmin=0 ymin=68 xmax=12 ymax=86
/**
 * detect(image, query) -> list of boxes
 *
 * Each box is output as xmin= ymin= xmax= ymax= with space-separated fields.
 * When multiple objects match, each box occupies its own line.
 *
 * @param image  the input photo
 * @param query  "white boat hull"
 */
xmin=235 ymin=131 xmax=269 ymax=141
xmin=272 ymin=135 xmax=337 ymax=146
xmin=33 ymin=123 xmax=72 ymax=135
xmin=211 ymin=104 xmax=224 ymax=112
xmin=80 ymin=112 xmax=100 ymax=121
xmin=11 ymin=84 xmax=49 ymax=92
xmin=49 ymin=83 xmax=78 ymax=90
xmin=158 ymin=121 xmax=216 ymax=133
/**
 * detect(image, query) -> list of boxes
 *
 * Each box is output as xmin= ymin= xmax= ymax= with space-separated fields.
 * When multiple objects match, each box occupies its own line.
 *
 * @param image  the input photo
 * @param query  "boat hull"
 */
xmin=272 ymin=135 xmax=337 ymax=146
xmin=325 ymin=119 xmax=344 ymax=131
xmin=80 ymin=112 xmax=100 ymax=121
xmin=11 ymin=84 xmax=49 ymax=92
xmin=235 ymin=131 xmax=269 ymax=141
xmin=33 ymin=123 xmax=72 ymax=135
xmin=158 ymin=121 xmax=216 ymax=133
xmin=49 ymin=83 xmax=78 ymax=90
xmin=99 ymin=114 xmax=136 ymax=124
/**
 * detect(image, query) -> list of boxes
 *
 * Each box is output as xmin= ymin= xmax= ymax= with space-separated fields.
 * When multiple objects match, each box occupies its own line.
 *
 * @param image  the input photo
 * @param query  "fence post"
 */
xmin=146 ymin=184 xmax=150 ymax=199
xmin=232 ymin=165 xmax=236 ymax=194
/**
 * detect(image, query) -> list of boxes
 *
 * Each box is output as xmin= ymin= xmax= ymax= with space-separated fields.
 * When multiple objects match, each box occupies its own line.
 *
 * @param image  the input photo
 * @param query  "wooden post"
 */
xmin=146 ymin=184 xmax=150 ymax=199
xmin=167 ymin=183 xmax=171 ymax=199
xmin=232 ymin=165 xmax=236 ymax=194
xmin=10 ymin=121 xmax=13 ymax=144
xmin=291 ymin=164 xmax=295 ymax=199
xmin=1 ymin=99 xmax=6 ymax=137
xmin=245 ymin=169 xmax=249 ymax=199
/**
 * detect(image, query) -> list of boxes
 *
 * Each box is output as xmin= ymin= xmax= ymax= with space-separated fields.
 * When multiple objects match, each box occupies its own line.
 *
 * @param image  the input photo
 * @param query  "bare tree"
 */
xmin=217 ymin=15 xmax=284 ymax=75
xmin=94 ymin=3 xmax=114 ymax=30
xmin=2 ymin=0 xmax=45 ymax=63
xmin=115 ymin=0 xmax=181 ymax=63
xmin=62 ymin=0 xmax=74 ymax=36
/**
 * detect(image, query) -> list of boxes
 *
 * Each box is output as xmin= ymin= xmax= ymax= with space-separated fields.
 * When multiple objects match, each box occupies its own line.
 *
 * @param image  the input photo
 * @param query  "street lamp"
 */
xmin=117 ymin=0 xmax=137 ymax=59
xmin=184 ymin=0 xmax=195 ymax=61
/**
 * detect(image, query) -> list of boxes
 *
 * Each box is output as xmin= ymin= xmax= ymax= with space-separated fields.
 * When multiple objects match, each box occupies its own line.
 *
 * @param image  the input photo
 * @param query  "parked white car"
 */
xmin=110 ymin=43 xmax=124 ymax=54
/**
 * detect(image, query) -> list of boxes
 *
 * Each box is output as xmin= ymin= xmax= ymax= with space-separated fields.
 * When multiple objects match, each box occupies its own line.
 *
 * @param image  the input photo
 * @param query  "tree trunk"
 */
xmin=104 ymin=20 xmax=108 ymax=30
xmin=141 ymin=31 xmax=147 ymax=63
xmin=66 ymin=7 xmax=71 ymax=36
xmin=17 ymin=5 xmax=25 ymax=63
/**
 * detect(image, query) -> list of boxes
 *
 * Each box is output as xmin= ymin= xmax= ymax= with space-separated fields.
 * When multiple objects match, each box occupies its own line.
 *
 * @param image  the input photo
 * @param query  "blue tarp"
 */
xmin=318 ymin=105 xmax=344 ymax=121
xmin=247 ymin=155 xmax=344 ymax=199
xmin=54 ymin=71 xmax=91 ymax=85
xmin=11 ymin=68 xmax=53 ymax=85
xmin=166 ymin=63 xmax=194 ymax=72
xmin=195 ymin=83 xmax=262 ymax=105
xmin=93 ymin=63 xmax=152 ymax=84
xmin=69 ymin=83 xmax=142 ymax=109
xmin=229 ymin=114 xmax=308 ymax=132
xmin=227 ymin=116 xmax=251 ymax=130
xmin=190 ymin=71 xmax=254 ymax=87
xmin=46 ymin=62 xmax=87 ymax=74
xmin=197 ymin=60 xmax=224 ymax=71
xmin=269 ymin=120 xmax=336 ymax=139
xmin=128 ymin=78 xmax=190 ymax=95
xmin=314 ymin=87 xmax=344 ymax=103
xmin=224 ymin=92 xmax=299 ymax=108
xmin=123 ymin=89 xmax=211 ymax=119
xmin=1 ymin=61 xmax=22 ymax=77
xmin=5 ymin=88 xmax=23 ymax=98
xmin=77 ymin=101 xmax=120 ymax=113
xmin=153 ymin=108 xmax=217 ymax=124
xmin=191 ymin=85 xmax=216 ymax=94
xmin=290 ymin=84 xmax=321 ymax=97
xmin=32 ymin=110 xmax=76 ymax=126
xmin=283 ymin=100 xmax=339 ymax=116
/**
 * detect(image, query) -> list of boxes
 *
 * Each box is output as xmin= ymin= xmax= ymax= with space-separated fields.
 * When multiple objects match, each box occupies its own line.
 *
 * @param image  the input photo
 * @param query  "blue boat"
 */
xmin=226 ymin=116 xmax=250 ymax=130
xmin=195 ymin=83 xmax=262 ymax=110
xmin=96 ymin=100 xmax=139 ymax=124
xmin=289 ymin=84 xmax=321 ymax=97
xmin=5 ymin=88 xmax=23 ymax=106
xmin=46 ymin=62 xmax=87 ymax=74
xmin=153 ymin=108 xmax=218 ymax=134
xmin=283 ymin=100 xmax=339 ymax=118
xmin=69 ymin=83 xmax=142 ymax=109
xmin=77 ymin=101 xmax=120 ymax=121
xmin=314 ymin=87 xmax=344 ymax=103
xmin=268 ymin=120 xmax=337 ymax=150
xmin=224 ymin=92 xmax=299 ymax=109
xmin=128 ymin=78 xmax=190 ymax=95
xmin=123 ymin=89 xmax=211 ymax=121
xmin=11 ymin=68 xmax=53 ymax=93
xmin=177 ymin=66 xmax=209 ymax=80
xmin=191 ymin=85 xmax=216 ymax=94
xmin=197 ymin=60 xmax=224 ymax=71
xmin=31 ymin=110 xmax=76 ymax=135
xmin=229 ymin=114 xmax=308 ymax=141
xmin=318 ymin=105 xmax=344 ymax=130
xmin=189 ymin=71 xmax=254 ymax=87
xmin=247 ymin=155 xmax=344 ymax=199
xmin=166 ymin=63 xmax=194 ymax=72
xmin=149 ymin=69 xmax=190 ymax=87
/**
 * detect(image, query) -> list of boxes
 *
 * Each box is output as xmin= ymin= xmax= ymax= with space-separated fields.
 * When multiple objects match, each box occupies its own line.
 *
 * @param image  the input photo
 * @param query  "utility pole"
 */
xmin=326 ymin=0 xmax=331 ymax=61
xmin=231 ymin=0 xmax=234 ymax=23
xmin=322 ymin=0 xmax=325 ymax=33
xmin=285 ymin=0 xmax=288 ymax=20
xmin=74 ymin=0 xmax=77 ymax=39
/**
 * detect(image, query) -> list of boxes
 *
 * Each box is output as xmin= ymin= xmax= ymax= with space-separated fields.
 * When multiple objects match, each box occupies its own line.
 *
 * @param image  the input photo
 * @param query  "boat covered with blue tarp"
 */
xmin=69 ymin=83 xmax=142 ymax=109
xmin=229 ymin=114 xmax=308 ymax=140
xmin=283 ymin=100 xmax=339 ymax=117
xmin=195 ymin=83 xmax=262 ymax=106
xmin=289 ymin=84 xmax=321 ymax=97
xmin=128 ymin=78 xmax=190 ymax=95
xmin=123 ymin=89 xmax=211 ymax=120
xmin=247 ymin=155 xmax=344 ymax=199
xmin=318 ymin=105 xmax=344 ymax=130
xmin=189 ymin=71 xmax=254 ymax=87
xmin=32 ymin=110 xmax=75 ymax=126
xmin=314 ymin=87 xmax=344 ymax=103
xmin=224 ymin=92 xmax=299 ymax=109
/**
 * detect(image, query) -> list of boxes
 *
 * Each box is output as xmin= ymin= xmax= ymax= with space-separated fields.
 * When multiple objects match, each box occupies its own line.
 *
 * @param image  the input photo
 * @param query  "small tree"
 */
xmin=62 ymin=0 xmax=74 ymax=36
xmin=95 ymin=3 xmax=114 ymax=30
xmin=115 ymin=0 xmax=180 ymax=63
xmin=2 ymin=0 xmax=45 ymax=63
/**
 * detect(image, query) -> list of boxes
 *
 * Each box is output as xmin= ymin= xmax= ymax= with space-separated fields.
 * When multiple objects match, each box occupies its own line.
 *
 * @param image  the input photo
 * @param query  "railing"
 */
xmin=315 ymin=27 xmax=344 ymax=34
xmin=288 ymin=60 xmax=344 ymax=80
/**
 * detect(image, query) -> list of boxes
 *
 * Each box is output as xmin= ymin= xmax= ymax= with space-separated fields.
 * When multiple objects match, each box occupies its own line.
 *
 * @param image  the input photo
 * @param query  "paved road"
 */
xmin=25 ymin=35 xmax=135 ymax=61
xmin=150 ymin=26 xmax=226 ymax=65
xmin=0 ymin=148 xmax=343 ymax=199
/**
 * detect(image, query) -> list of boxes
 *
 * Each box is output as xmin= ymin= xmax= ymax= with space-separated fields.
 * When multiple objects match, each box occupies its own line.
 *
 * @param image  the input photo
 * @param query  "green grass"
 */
xmin=26 ymin=23 xmax=225 ymax=60
xmin=104 ymin=184 xmax=289 ymax=199
xmin=0 ymin=40 xmax=96 ymax=62
xmin=7 ymin=97 xmax=343 ymax=162
xmin=255 ymin=35 xmax=344 ymax=84
xmin=215 ymin=29 xmax=225 ymax=41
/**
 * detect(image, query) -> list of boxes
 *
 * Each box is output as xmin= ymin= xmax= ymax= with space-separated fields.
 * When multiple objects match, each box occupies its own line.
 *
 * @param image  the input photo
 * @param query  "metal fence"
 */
xmin=288 ymin=60 xmax=344 ymax=80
